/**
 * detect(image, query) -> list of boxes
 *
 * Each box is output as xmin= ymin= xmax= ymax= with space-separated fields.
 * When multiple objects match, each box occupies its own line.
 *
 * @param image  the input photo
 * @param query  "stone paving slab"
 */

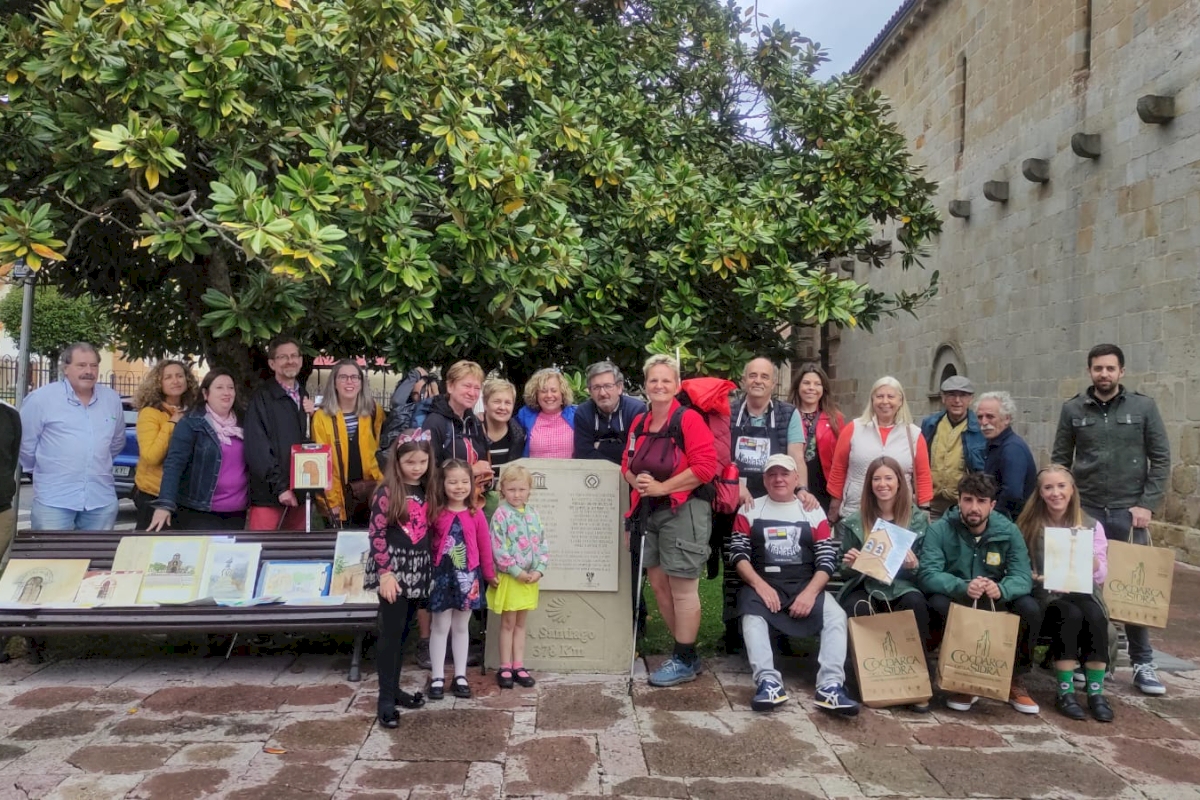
xmin=1 ymin=566 xmax=1199 ymax=798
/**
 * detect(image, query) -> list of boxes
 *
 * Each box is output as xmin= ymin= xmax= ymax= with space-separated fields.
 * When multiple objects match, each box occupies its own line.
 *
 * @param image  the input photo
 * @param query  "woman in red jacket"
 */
xmin=788 ymin=363 xmax=844 ymax=514
xmin=623 ymin=354 xmax=718 ymax=689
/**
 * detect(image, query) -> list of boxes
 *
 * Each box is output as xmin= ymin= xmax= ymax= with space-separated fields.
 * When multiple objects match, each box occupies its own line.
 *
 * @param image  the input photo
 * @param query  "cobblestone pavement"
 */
xmin=1 ymin=565 xmax=1199 ymax=799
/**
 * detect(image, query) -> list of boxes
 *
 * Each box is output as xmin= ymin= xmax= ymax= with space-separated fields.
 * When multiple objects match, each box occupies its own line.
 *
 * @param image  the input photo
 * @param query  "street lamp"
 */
xmin=11 ymin=257 xmax=35 ymax=408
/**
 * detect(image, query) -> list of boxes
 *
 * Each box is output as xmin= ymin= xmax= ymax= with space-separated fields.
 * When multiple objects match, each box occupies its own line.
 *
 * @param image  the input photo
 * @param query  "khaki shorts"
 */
xmin=642 ymin=497 xmax=712 ymax=579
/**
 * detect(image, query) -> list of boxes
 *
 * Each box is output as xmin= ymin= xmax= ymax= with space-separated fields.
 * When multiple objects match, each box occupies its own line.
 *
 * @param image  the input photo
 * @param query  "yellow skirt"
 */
xmin=487 ymin=573 xmax=540 ymax=612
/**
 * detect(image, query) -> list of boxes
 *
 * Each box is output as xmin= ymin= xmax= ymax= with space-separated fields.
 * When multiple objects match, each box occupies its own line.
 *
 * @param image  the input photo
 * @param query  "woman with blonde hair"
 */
xmin=1016 ymin=465 xmax=1114 ymax=722
xmin=515 ymin=368 xmax=577 ymax=459
xmin=312 ymin=359 xmax=385 ymax=526
xmin=622 ymin=354 xmax=717 ymax=687
xmin=826 ymin=376 xmax=932 ymax=524
xmin=482 ymin=378 xmax=525 ymax=467
xmin=134 ymin=360 xmax=199 ymax=529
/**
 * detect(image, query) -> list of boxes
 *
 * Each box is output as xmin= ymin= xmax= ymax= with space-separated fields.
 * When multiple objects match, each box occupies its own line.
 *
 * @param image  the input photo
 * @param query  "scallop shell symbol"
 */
xmin=545 ymin=597 xmax=571 ymax=623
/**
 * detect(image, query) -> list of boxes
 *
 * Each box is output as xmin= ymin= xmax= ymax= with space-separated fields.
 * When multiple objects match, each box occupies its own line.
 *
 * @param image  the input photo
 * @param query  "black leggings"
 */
xmin=1042 ymin=593 xmax=1109 ymax=665
xmin=376 ymin=595 xmax=418 ymax=710
xmin=842 ymin=590 xmax=932 ymax=654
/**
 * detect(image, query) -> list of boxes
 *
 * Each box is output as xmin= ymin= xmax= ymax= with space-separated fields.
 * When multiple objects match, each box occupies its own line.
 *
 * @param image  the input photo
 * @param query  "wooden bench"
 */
xmin=0 ymin=529 xmax=379 ymax=681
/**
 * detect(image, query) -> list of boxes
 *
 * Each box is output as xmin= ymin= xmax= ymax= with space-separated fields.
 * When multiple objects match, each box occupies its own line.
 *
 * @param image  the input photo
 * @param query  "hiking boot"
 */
xmin=1132 ymin=663 xmax=1166 ymax=696
xmin=416 ymin=638 xmax=431 ymax=670
xmin=1054 ymin=692 xmax=1086 ymax=720
xmin=813 ymin=684 xmax=859 ymax=716
xmin=750 ymin=678 xmax=788 ymax=712
xmin=1008 ymin=679 xmax=1040 ymax=714
xmin=648 ymin=656 xmax=698 ymax=687
xmin=945 ymin=693 xmax=979 ymax=712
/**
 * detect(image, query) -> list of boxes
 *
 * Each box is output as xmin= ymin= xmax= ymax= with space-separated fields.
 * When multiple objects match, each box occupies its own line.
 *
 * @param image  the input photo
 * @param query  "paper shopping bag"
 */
xmin=1043 ymin=527 xmax=1094 ymax=594
xmin=936 ymin=601 xmax=1019 ymax=702
xmin=848 ymin=607 xmax=932 ymax=708
xmin=850 ymin=520 xmax=919 ymax=586
xmin=1104 ymin=538 xmax=1175 ymax=629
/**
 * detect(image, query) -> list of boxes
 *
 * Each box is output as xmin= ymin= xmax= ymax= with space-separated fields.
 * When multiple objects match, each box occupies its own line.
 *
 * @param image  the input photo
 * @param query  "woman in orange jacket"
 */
xmin=133 ymin=360 xmax=199 ymax=529
xmin=312 ymin=359 xmax=385 ymax=526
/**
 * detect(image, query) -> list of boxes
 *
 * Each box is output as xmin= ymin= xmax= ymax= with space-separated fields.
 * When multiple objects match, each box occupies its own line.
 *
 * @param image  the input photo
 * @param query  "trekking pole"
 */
xmin=628 ymin=525 xmax=648 ymax=696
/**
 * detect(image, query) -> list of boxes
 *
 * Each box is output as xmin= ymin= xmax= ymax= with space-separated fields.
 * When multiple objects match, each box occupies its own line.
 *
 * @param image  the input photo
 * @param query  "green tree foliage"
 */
xmin=0 ymin=283 xmax=112 ymax=364
xmin=0 ymin=0 xmax=941 ymax=380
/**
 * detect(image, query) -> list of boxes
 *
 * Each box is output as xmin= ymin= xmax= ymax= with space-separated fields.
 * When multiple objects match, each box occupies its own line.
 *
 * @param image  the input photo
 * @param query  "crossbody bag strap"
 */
xmin=331 ymin=416 xmax=352 ymax=521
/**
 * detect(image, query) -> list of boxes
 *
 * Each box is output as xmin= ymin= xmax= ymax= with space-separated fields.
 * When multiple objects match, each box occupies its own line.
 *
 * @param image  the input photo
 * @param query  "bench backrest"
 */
xmin=8 ymin=529 xmax=366 ymax=571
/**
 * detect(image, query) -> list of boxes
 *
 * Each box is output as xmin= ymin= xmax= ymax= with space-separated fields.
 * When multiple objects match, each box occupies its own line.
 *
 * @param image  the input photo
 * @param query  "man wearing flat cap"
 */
xmin=920 ymin=375 xmax=985 ymax=520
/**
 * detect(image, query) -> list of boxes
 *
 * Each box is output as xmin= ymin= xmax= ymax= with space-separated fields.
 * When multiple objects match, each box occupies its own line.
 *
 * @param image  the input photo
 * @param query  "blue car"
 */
xmin=113 ymin=398 xmax=138 ymax=499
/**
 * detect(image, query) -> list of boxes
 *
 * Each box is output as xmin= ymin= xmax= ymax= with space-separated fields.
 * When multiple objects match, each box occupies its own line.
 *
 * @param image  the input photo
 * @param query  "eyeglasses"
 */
xmin=336 ymin=375 xmax=362 ymax=383
xmin=272 ymin=354 xmax=302 ymax=362
xmin=589 ymin=382 xmax=619 ymax=393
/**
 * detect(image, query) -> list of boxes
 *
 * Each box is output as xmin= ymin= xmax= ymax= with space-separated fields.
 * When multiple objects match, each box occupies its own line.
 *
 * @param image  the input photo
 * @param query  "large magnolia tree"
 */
xmin=0 ymin=0 xmax=940 ymax=381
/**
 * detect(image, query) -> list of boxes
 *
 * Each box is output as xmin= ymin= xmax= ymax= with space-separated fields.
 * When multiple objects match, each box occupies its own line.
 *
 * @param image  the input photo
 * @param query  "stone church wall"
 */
xmin=835 ymin=0 xmax=1200 ymax=559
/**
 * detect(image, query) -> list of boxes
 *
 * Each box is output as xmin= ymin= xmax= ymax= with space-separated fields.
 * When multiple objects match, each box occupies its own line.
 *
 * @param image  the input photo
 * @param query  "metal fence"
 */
xmin=0 ymin=355 xmax=144 ymax=404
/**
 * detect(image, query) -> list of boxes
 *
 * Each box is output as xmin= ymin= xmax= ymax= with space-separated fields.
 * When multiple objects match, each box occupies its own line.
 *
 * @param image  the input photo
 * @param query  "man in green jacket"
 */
xmin=918 ymin=473 xmax=1040 ymax=715
xmin=1051 ymin=343 xmax=1171 ymax=696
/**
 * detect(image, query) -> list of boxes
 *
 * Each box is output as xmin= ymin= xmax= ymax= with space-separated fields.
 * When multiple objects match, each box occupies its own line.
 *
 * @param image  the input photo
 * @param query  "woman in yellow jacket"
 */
xmin=133 ymin=360 xmax=199 ymax=529
xmin=312 ymin=359 xmax=385 ymax=527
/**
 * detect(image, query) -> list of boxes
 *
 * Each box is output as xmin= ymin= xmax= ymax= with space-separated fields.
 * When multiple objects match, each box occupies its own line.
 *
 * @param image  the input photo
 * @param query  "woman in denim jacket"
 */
xmin=149 ymin=369 xmax=249 ymax=531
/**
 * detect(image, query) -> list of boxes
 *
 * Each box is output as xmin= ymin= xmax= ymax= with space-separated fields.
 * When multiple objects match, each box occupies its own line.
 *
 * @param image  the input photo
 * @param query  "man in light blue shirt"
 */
xmin=19 ymin=343 xmax=125 ymax=530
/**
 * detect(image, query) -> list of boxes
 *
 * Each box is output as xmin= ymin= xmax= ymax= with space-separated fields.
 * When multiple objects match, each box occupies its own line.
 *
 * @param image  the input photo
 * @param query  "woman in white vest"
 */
xmin=826 ymin=377 xmax=933 ymax=523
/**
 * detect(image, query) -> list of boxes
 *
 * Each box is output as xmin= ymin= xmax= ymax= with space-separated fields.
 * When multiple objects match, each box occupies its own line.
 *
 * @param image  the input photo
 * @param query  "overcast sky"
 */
xmin=748 ymin=0 xmax=905 ymax=76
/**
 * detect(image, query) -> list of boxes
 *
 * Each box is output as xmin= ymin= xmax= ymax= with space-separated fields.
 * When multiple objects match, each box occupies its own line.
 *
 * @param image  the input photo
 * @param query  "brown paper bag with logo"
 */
xmin=1104 ymin=538 xmax=1175 ymax=629
xmin=935 ymin=600 xmax=1019 ymax=702
xmin=848 ymin=605 xmax=932 ymax=708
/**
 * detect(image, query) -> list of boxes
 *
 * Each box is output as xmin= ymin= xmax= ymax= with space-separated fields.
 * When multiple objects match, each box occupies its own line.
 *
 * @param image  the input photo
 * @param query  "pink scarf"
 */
xmin=205 ymin=405 xmax=243 ymax=447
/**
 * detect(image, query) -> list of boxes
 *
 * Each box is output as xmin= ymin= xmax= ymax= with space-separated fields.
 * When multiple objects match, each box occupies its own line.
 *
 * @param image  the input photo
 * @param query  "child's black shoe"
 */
xmin=428 ymin=679 xmax=445 ymax=700
xmin=452 ymin=675 xmax=472 ymax=698
xmin=514 ymin=667 xmax=536 ymax=688
xmin=497 ymin=668 xmax=515 ymax=689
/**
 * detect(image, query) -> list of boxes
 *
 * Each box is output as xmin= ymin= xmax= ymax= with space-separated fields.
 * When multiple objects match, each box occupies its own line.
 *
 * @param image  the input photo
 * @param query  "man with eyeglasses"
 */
xmin=574 ymin=361 xmax=646 ymax=465
xmin=245 ymin=335 xmax=314 ymax=530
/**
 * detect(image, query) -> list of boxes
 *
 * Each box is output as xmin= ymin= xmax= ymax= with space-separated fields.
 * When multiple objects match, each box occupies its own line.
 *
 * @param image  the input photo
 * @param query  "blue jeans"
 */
xmin=31 ymin=499 xmax=119 ymax=531
xmin=1084 ymin=505 xmax=1154 ymax=665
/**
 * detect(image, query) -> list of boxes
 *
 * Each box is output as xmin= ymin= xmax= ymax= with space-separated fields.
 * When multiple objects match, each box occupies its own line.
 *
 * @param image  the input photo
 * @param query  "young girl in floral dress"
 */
xmin=365 ymin=431 xmax=438 ymax=728
xmin=428 ymin=459 xmax=497 ymax=699
xmin=486 ymin=465 xmax=549 ymax=689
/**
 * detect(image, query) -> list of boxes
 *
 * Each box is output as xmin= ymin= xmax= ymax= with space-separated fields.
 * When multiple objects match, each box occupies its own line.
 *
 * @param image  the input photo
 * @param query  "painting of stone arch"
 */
xmin=0 ymin=559 xmax=91 ymax=605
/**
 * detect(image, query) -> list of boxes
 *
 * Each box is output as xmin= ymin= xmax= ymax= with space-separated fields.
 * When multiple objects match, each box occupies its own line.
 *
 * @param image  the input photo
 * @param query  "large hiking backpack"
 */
xmin=377 ymin=368 xmax=438 ymax=463
xmin=633 ymin=376 xmax=740 ymax=513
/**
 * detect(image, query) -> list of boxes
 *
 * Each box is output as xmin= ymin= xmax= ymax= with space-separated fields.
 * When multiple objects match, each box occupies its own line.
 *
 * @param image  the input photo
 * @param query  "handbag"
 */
xmin=332 ymin=417 xmax=376 ymax=527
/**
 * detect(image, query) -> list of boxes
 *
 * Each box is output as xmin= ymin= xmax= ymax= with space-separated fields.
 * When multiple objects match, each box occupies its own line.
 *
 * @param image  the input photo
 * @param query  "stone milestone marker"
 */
xmin=485 ymin=458 xmax=632 ymax=673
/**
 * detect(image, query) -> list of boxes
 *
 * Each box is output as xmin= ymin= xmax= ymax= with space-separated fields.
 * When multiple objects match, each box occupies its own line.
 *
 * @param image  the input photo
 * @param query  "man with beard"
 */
xmin=244 ymin=336 xmax=314 ymax=530
xmin=976 ymin=391 xmax=1036 ymax=520
xmin=918 ymin=472 xmax=1039 ymax=714
xmin=1052 ymin=343 xmax=1171 ymax=696
xmin=574 ymin=361 xmax=646 ymax=464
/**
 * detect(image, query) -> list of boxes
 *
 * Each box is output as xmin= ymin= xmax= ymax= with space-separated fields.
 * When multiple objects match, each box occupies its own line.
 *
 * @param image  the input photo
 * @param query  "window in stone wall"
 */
xmin=929 ymin=343 xmax=967 ymax=403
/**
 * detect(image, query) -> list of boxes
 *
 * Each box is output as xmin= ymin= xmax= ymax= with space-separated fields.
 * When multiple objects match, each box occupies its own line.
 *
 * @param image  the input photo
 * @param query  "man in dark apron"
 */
xmin=719 ymin=358 xmax=817 ymax=653
xmin=728 ymin=454 xmax=858 ymax=716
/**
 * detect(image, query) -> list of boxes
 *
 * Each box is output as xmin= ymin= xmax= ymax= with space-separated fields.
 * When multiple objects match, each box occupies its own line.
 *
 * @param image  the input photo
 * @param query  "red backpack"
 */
xmin=633 ymin=376 xmax=740 ymax=513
